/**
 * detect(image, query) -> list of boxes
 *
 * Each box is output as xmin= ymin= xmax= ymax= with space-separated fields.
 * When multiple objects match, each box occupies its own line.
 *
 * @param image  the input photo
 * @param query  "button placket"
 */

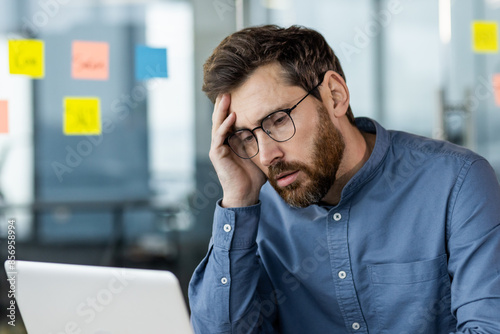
xmin=327 ymin=207 xmax=367 ymax=333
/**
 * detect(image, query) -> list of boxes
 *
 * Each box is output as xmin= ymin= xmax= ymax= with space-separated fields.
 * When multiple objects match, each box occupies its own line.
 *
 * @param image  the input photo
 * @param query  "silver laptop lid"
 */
xmin=4 ymin=260 xmax=193 ymax=334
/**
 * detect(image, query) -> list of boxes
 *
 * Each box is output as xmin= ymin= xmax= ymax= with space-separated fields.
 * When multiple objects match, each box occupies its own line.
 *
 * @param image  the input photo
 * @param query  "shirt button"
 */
xmin=352 ymin=322 xmax=360 ymax=330
xmin=221 ymin=277 xmax=228 ymax=284
xmin=333 ymin=213 xmax=342 ymax=221
xmin=223 ymin=224 xmax=232 ymax=232
xmin=338 ymin=271 xmax=347 ymax=279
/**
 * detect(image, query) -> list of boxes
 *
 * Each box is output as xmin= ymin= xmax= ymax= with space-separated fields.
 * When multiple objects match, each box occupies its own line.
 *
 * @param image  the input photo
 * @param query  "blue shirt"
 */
xmin=188 ymin=118 xmax=500 ymax=334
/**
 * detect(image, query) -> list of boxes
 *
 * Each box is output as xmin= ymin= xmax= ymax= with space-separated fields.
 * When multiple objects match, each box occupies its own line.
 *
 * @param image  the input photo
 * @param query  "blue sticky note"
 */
xmin=135 ymin=46 xmax=168 ymax=80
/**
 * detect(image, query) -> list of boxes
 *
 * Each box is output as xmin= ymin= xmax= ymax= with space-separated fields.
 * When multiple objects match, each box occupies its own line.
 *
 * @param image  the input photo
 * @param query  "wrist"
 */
xmin=221 ymin=197 xmax=259 ymax=208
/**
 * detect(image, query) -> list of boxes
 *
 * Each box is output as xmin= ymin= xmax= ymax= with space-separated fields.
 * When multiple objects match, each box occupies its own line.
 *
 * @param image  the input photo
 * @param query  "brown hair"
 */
xmin=202 ymin=25 xmax=355 ymax=124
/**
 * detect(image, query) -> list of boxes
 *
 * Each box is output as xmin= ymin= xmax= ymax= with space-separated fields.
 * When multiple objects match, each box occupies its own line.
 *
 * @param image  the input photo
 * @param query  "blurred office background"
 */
xmin=1 ymin=0 xmax=499 ymax=332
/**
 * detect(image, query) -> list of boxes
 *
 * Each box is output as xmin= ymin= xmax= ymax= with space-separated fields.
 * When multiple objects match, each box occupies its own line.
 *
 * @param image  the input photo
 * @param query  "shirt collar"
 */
xmin=337 ymin=117 xmax=390 ymax=203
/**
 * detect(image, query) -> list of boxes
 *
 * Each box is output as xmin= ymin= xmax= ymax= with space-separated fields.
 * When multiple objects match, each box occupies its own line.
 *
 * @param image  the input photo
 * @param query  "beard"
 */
xmin=268 ymin=105 xmax=345 ymax=208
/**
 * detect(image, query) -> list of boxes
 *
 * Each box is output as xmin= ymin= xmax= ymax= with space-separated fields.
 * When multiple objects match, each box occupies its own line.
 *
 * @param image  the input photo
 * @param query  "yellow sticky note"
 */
xmin=72 ymin=40 xmax=110 ymax=80
xmin=64 ymin=97 xmax=101 ymax=135
xmin=9 ymin=39 xmax=45 ymax=78
xmin=0 ymin=100 xmax=8 ymax=134
xmin=472 ymin=21 xmax=498 ymax=53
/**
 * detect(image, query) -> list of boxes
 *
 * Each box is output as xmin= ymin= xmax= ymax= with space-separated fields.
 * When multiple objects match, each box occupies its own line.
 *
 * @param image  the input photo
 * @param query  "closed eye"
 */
xmin=273 ymin=115 xmax=287 ymax=126
xmin=243 ymin=135 xmax=256 ymax=143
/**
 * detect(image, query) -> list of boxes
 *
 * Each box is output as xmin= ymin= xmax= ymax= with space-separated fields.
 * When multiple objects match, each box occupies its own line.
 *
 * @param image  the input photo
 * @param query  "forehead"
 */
xmin=229 ymin=63 xmax=306 ymax=128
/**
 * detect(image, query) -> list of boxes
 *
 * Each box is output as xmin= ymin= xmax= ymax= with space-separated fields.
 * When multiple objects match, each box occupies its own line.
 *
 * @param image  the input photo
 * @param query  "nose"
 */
xmin=254 ymin=130 xmax=284 ymax=167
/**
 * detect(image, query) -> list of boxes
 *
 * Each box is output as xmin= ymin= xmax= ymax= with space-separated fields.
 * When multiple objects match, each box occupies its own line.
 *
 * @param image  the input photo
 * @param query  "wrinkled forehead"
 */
xmin=228 ymin=64 xmax=306 ymax=130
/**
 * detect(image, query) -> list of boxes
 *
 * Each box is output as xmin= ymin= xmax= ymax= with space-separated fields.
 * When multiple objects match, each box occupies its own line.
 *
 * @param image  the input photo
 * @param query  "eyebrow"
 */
xmin=233 ymin=103 xmax=292 ymax=132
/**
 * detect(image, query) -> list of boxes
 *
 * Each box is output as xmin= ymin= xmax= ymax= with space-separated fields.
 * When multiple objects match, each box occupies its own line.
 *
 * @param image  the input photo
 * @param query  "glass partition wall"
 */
xmin=1 ymin=0 xmax=499 ymax=331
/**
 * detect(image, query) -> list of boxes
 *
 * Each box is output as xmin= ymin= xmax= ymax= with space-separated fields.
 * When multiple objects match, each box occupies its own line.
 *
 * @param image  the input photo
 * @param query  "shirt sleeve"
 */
xmin=188 ymin=200 xmax=278 ymax=333
xmin=447 ymin=158 xmax=500 ymax=333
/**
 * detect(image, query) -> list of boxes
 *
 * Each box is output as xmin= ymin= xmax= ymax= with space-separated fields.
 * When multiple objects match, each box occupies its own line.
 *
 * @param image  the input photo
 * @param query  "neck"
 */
xmin=321 ymin=127 xmax=375 ymax=206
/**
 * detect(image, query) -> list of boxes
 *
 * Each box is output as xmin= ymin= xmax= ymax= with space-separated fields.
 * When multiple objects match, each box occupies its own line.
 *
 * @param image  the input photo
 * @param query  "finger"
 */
xmin=213 ymin=94 xmax=222 ymax=118
xmin=212 ymin=94 xmax=231 ymax=138
xmin=212 ymin=112 xmax=236 ymax=148
xmin=212 ymin=94 xmax=230 ymax=135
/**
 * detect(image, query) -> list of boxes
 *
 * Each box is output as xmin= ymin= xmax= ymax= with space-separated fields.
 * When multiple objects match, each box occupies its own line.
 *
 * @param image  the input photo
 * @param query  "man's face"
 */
xmin=229 ymin=63 xmax=345 ymax=207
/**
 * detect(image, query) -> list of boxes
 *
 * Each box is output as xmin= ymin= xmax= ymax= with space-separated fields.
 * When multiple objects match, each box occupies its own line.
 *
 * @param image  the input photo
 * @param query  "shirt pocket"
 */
xmin=368 ymin=254 xmax=454 ymax=334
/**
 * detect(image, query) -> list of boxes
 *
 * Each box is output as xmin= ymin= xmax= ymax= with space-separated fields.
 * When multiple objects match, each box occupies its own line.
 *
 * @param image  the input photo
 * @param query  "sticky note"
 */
xmin=135 ymin=46 xmax=168 ymax=80
xmin=0 ymin=101 xmax=8 ymax=134
xmin=9 ymin=39 xmax=45 ymax=78
xmin=493 ymin=74 xmax=500 ymax=106
xmin=72 ymin=41 xmax=109 ymax=80
xmin=472 ymin=21 xmax=498 ymax=53
xmin=64 ymin=97 xmax=101 ymax=135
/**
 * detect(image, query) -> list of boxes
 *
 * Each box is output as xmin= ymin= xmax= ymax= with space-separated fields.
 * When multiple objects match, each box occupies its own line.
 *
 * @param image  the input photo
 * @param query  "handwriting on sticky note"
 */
xmin=72 ymin=41 xmax=109 ymax=80
xmin=9 ymin=40 xmax=45 ymax=78
xmin=472 ymin=21 xmax=498 ymax=53
xmin=0 ymin=101 xmax=8 ymax=134
xmin=64 ymin=98 xmax=101 ymax=135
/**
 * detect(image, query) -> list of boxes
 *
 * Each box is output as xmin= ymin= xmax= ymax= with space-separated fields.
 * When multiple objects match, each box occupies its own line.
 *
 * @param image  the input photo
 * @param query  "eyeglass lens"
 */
xmin=228 ymin=110 xmax=295 ymax=159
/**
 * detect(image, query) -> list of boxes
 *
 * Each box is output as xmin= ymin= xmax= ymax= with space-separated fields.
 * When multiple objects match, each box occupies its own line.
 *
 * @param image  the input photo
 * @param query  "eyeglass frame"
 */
xmin=225 ymin=80 xmax=323 ymax=159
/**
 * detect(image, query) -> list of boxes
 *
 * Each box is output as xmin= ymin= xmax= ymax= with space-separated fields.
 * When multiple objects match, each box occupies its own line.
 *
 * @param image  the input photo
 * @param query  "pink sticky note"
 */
xmin=0 ymin=100 xmax=8 ymax=133
xmin=493 ymin=74 xmax=500 ymax=106
xmin=72 ymin=41 xmax=109 ymax=80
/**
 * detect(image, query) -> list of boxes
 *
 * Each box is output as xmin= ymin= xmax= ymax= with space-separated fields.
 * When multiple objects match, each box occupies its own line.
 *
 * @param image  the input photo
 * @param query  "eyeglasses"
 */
xmin=226 ymin=81 xmax=322 ymax=159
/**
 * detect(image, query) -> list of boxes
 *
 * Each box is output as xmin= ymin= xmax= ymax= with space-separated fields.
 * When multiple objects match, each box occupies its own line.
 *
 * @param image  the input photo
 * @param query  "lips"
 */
xmin=276 ymin=170 xmax=299 ymax=188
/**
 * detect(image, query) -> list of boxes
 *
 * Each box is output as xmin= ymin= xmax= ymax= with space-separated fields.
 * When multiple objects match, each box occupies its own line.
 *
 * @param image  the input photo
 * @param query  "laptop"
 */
xmin=4 ymin=260 xmax=194 ymax=334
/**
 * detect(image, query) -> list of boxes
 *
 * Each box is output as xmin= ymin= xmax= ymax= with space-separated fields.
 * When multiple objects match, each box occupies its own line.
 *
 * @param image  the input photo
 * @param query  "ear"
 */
xmin=319 ymin=70 xmax=350 ymax=119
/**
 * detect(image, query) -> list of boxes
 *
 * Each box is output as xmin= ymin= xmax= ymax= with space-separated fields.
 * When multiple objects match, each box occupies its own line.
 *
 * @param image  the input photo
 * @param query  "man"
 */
xmin=188 ymin=25 xmax=500 ymax=333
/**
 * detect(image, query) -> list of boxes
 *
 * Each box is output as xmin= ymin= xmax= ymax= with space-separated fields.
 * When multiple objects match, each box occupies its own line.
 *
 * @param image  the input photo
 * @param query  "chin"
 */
xmin=280 ymin=188 xmax=325 ymax=208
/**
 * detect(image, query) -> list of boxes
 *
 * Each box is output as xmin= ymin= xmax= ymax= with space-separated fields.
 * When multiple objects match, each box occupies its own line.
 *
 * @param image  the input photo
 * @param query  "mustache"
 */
xmin=268 ymin=160 xmax=312 ymax=180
